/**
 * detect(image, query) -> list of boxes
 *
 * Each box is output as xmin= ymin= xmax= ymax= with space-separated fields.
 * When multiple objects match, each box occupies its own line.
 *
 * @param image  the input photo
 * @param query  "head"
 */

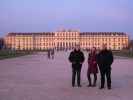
xmin=102 ymin=44 xmax=107 ymax=50
xmin=75 ymin=44 xmax=80 ymax=51
xmin=91 ymin=47 xmax=96 ymax=53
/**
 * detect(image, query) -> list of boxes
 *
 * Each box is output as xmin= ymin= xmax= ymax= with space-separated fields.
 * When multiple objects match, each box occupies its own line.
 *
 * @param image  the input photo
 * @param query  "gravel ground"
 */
xmin=0 ymin=51 xmax=133 ymax=100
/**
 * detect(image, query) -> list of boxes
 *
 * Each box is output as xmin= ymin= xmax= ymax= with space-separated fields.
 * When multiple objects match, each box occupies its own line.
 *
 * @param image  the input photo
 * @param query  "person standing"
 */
xmin=51 ymin=48 xmax=55 ymax=59
xmin=87 ymin=47 xmax=98 ymax=87
xmin=97 ymin=44 xmax=114 ymax=90
xmin=47 ymin=49 xmax=51 ymax=59
xmin=68 ymin=45 xmax=85 ymax=87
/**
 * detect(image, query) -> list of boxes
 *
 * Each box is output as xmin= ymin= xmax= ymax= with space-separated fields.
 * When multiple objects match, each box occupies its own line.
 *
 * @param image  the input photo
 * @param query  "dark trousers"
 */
xmin=100 ymin=67 xmax=111 ymax=88
xmin=72 ymin=66 xmax=82 ymax=86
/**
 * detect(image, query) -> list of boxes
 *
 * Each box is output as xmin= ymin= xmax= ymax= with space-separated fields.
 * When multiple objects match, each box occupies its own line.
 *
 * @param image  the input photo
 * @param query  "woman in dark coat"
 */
xmin=87 ymin=47 xmax=98 ymax=87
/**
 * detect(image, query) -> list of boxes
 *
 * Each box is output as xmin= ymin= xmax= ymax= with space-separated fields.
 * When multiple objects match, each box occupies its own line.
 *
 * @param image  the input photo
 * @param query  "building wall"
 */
xmin=80 ymin=33 xmax=129 ymax=50
xmin=55 ymin=31 xmax=80 ymax=50
xmin=5 ymin=32 xmax=129 ymax=51
xmin=33 ymin=33 xmax=54 ymax=50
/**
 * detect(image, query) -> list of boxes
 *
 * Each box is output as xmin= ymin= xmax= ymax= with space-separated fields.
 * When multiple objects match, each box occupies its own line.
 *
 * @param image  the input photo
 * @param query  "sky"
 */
xmin=0 ymin=0 xmax=133 ymax=38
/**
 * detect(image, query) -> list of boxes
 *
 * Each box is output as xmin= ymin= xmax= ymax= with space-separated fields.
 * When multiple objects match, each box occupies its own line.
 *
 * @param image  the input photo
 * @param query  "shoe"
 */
xmin=72 ymin=84 xmax=75 ymax=87
xmin=87 ymin=84 xmax=92 ymax=87
xmin=99 ymin=87 xmax=104 ymax=89
xmin=108 ymin=87 xmax=111 ymax=90
xmin=92 ymin=84 xmax=96 ymax=87
xmin=78 ymin=85 xmax=82 ymax=87
xmin=92 ymin=83 xmax=96 ymax=87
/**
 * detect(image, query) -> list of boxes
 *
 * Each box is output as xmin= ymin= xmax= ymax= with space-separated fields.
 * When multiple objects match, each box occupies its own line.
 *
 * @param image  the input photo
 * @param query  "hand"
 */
xmin=80 ymin=62 xmax=83 ymax=64
xmin=72 ymin=62 xmax=76 ymax=64
xmin=93 ymin=61 xmax=96 ymax=64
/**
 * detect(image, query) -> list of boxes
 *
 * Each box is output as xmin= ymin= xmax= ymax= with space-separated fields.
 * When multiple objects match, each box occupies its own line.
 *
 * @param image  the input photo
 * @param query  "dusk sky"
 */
xmin=0 ymin=0 xmax=133 ymax=38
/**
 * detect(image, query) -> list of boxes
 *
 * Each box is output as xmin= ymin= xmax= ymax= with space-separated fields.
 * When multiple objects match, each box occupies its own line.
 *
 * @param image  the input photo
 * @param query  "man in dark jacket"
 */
xmin=68 ymin=45 xmax=85 ymax=87
xmin=97 ymin=44 xmax=114 ymax=89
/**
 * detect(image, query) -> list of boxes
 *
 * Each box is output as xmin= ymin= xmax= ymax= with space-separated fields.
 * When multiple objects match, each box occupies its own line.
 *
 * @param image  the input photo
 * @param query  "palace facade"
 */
xmin=5 ymin=30 xmax=129 ymax=50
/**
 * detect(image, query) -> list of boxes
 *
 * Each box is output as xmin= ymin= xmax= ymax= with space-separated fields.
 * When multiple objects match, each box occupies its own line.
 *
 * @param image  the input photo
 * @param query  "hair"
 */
xmin=90 ymin=47 xmax=96 ymax=53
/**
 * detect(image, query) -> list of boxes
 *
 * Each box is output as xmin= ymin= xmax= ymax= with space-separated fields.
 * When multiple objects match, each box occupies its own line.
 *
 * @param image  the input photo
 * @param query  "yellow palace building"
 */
xmin=5 ymin=30 xmax=129 ymax=50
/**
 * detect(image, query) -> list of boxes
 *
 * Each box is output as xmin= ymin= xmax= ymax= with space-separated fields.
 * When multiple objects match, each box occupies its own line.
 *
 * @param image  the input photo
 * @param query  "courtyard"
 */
xmin=0 ymin=51 xmax=133 ymax=100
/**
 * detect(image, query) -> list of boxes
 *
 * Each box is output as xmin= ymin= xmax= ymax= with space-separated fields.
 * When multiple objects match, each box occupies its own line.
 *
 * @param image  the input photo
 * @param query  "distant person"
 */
xmin=87 ymin=47 xmax=98 ymax=87
xmin=97 ymin=44 xmax=114 ymax=90
xmin=68 ymin=44 xmax=85 ymax=87
xmin=47 ymin=49 xmax=51 ymax=59
xmin=51 ymin=48 xmax=55 ymax=59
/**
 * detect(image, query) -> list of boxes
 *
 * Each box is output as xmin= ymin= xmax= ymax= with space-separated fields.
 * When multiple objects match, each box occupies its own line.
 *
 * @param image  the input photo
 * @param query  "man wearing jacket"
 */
xmin=97 ymin=44 xmax=114 ymax=90
xmin=68 ymin=45 xmax=85 ymax=87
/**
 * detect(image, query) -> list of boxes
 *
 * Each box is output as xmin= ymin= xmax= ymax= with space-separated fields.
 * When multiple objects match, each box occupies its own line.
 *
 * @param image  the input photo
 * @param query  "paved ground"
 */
xmin=0 ymin=51 xmax=133 ymax=100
